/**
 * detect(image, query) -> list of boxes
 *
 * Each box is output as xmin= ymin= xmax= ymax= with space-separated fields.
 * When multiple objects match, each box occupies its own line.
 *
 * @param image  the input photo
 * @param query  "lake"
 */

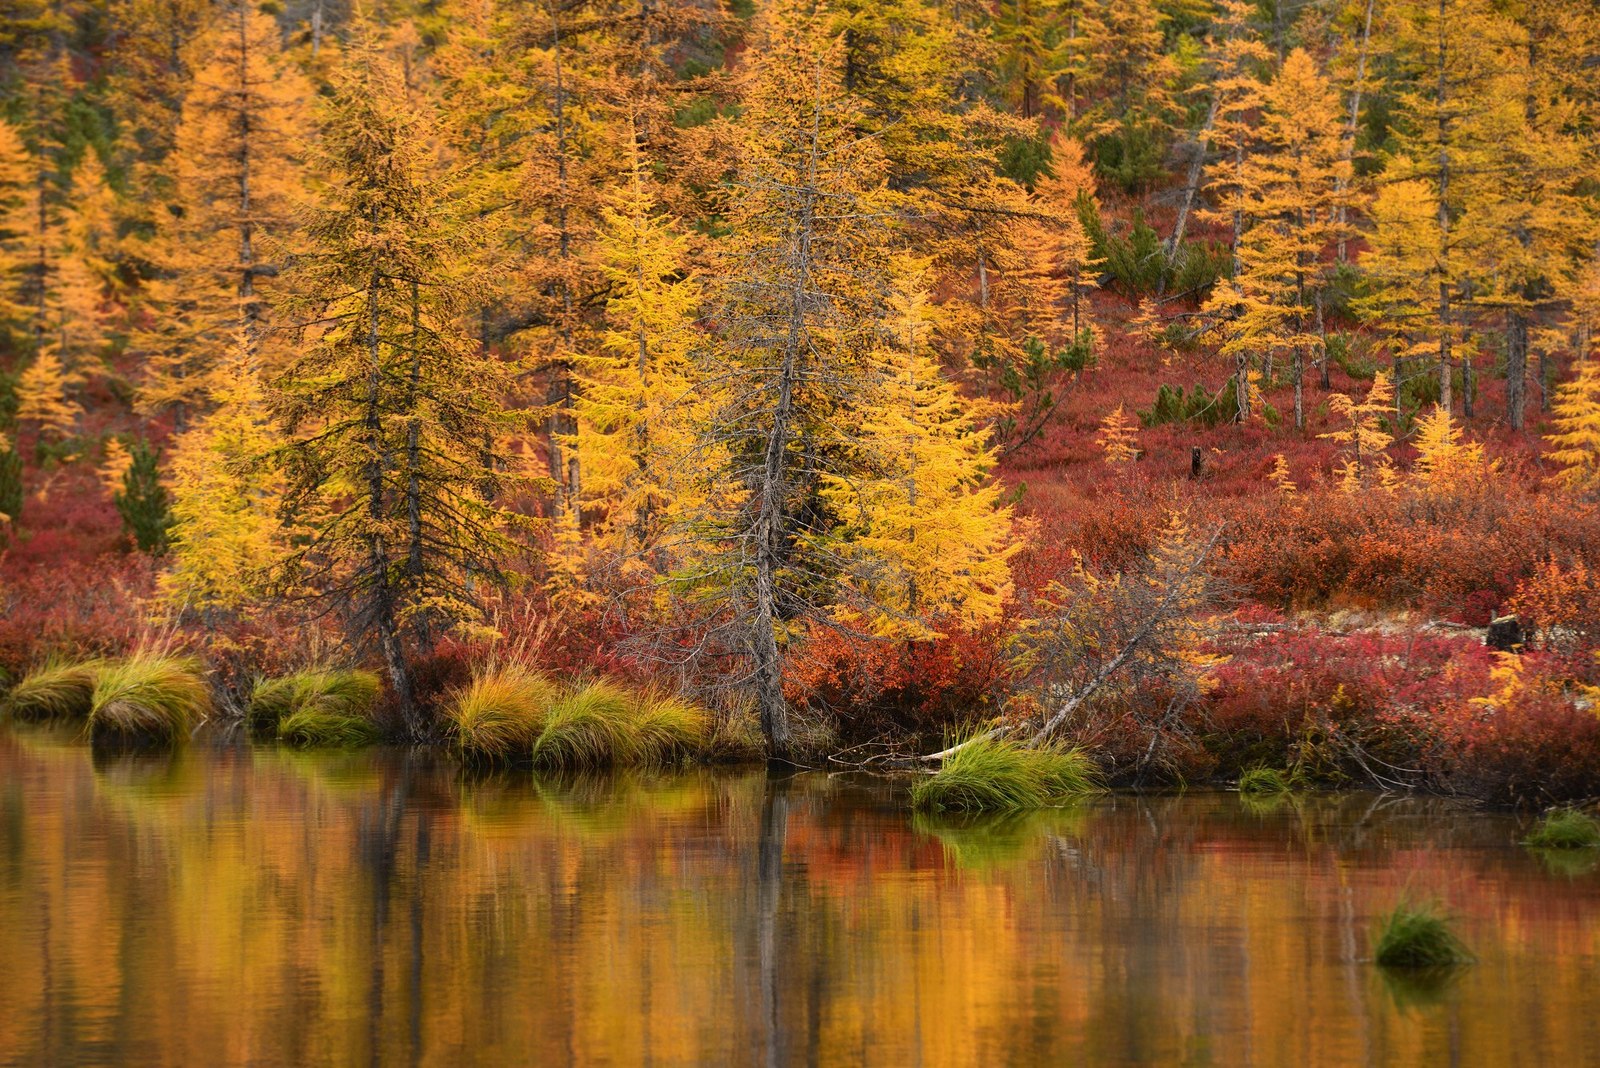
xmin=1 ymin=727 xmax=1598 ymax=1066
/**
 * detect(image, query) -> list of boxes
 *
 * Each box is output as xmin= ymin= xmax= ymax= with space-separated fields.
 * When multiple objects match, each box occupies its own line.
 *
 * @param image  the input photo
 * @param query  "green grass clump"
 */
xmin=278 ymin=707 xmax=385 ymax=748
xmin=911 ymin=736 xmax=1101 ymax=813
xmin=1238 ymin=767 xmax=1295 ymax=796
xmin=1523 ymin=808 xmax=1600 ymax=850
xmin=89 ymin=653 xmax=210 ymax=743
xmin=532 ymin=681 xmax=638 ymax=769
xmin=446 ymin=666 xmax=711 ymax=769
xmin=447 ymin=664 xmax=558 ymax=761
xmin=250 ymin=668 xmax=382 ymax=731
xmin=1372 ymin=900 xmax=1474 ymax=969
xmin=5 ymin=659 xmax=104 ymax=720
xmin=630 ymin=690 xmax=711 ymax=765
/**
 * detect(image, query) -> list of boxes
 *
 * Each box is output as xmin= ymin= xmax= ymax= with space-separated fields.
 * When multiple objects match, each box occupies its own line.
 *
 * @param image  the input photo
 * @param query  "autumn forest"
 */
xmin=0 ymin=0 xmax=1597 ymax=803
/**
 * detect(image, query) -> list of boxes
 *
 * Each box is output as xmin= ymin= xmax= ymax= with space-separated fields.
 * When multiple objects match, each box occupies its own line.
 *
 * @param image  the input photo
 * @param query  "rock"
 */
xmin=1485 ymin=615 xmax=1525 ymax=653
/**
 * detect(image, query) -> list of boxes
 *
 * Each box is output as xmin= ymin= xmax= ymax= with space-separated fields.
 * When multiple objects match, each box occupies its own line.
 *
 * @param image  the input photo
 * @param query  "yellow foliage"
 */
xmin=161 ymin=347 xmax=286 ymax=613
xmin=1096 ymin=404 xmax=1140 ymax=465
xmin=1546 ymin=360 xmax=1600 ymax=492
xmin=1268 ymin=454 xmax=1296 ymax=497
xmin=15 ymin=352 xmax=81 ymax=439
xmin=1321 ymin=371 xmax=1394 ymax=491
xmin=1410 ymin=404 xmax=1488 ymax=491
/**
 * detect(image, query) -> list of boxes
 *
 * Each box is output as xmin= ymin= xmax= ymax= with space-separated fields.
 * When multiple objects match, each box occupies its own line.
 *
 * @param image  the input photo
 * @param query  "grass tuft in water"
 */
xmin=1523 ymin=808 xmax=1600 ymax=850
xmin=447 ymin=663 xmax=558 ymax=761
xmin=1372 ymin=900 xmax=1474 ymax=969
xmin=5 ymin=659 xmax=105 ymax=721
xmin=278 ymin=707 xmax=385 ymax=748
xmin=1238 ymin=767 xmax=1295 ymax=796
xmin=911 ymin=736 xmax=1100 ymax=813
xmin=89 ymin=653 xmax=210 ymax=743
xmin=250 ymin=669 xmax=382 ymax=733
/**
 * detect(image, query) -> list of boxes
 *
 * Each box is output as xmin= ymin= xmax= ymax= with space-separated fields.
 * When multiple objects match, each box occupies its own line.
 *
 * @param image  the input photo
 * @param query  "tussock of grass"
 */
xmin=532 ymin=681 xmax=637 ymax=769
xmin=250 ymin=669 xmax=382 ymax=731
xmin=1372 ymin=900 xmax=1474 ymax=969
xmin=1524 ymin=808 xmax=1600 ymax=850
xmin=5 ymin=659 xmax=104 ymax=720
xmin=911 ymin=736 xmax=1101 ymax=813
xmin=1238 ymin=767 xmax=1295 ymax=796
xmin=447 ymin=666 xmax=712 ymax=770
xmin=446 ymin=664 xmax=558 ymax=761
xmin=630 ymin=690 xmax=711 ymax=765
xmin=277 ymin=707 xmax=384 ymax=748
xmin=89 ymin=653 xmax=210 ymax=743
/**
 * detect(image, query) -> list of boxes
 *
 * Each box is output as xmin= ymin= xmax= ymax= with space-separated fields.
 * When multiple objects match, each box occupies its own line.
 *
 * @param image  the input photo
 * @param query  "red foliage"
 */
xmin=783 ymin=621 xmax=1016 ymax=744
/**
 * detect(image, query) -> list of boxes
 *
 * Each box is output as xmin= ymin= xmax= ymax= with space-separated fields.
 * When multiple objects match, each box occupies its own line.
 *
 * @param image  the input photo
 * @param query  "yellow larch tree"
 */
xmin=820 ymin=273 xmax=1018 ymax=637
xmin=1096 ymin=404 xmax=1140 ymax=465
xmin=134 ymin=0 xmax=310 ymax=432
xmin=570 ymin=123 xmax=703 ymax=570
xmin=14 ymin=350 xmax=81 ymax=440
xmin=1211 ymin=48 xmax=1353 ymax=431
xmin=0 ymin=119 xmax=36 ymax=336
xmin=1546 ymin=360 xmax=1600 ymax=493
xmin=1360 ymin=0 xmax=1523 ymax=417
xmin=1268 ymin=454 xmax=1297 ymax=497
xmin=1322 ymin=370 xmax=1396 ymax=491
xmin=1410 ymin=404 xmax=1488 ymax=492
xmin=161 ymin=340 xmax=286 ymax=614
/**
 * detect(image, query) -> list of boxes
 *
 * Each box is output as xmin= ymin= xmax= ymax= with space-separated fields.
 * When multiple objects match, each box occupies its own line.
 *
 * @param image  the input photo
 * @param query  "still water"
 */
xmin=1 ymin=727 xmax=1598 ymax=1067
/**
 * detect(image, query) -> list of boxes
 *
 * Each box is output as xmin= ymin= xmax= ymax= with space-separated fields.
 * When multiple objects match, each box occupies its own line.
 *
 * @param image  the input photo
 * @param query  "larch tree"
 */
xmin=673 ymin=0 xmax=897 ymax=761
xmin=818 ymin=271 xmax=1018 ymax=638
xmin=1476 ymin=2 xmax=1600 ymax=430
xmin=1322 ymin=370 xmax=1397 ymax=491
xmin=273 ymin=38 xmax=520 ymax=737
xmin=570 ymin=122 xmax=703 ymax=572
xmin=135 ymin=0 xmax=310 ymax=432
xmin=14 ymin=346 xmax=79 ymax=439
xmin=1364 ymin=0 xmax=1522 ymax=417
xmin=1410 ymin=404 xmax=1487 ymax=491
xmin=162 ymin=338 xmax=286 ymax=616
xmin=1546 ymin=360 xmax=1600 ymax=494
xmin=1208 ymin=48 xmax=1352 ymax=431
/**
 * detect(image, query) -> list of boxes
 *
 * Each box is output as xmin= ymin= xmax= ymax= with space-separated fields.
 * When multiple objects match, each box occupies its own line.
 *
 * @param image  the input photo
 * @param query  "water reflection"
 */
xmin=2 ymin=728 xmax=1599 ymax=1066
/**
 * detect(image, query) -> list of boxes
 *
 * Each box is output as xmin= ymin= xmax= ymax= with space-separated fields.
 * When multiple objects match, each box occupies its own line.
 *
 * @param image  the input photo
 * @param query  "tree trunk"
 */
xmin=1336 ymin=0 xmax=1375 ymax=264
xmin=1165 ymin=94 xmax=1218 ymax=266
xmin=367 ymin=271 xmax=417 ymax=735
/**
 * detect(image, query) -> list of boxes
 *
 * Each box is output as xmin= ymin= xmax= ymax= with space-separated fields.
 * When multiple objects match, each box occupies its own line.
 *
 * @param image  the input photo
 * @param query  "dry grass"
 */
xmin=89 ymin=652 xmax=210 ymax=743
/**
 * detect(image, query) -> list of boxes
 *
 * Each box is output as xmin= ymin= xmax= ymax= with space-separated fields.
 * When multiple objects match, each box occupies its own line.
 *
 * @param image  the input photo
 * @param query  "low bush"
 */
xmin=446 ymin=664 xmax=711 ymax=769
xmin=447 ymin=662 xmax=558 ymax=762
xmin=89 ymin=652 xmax=210 ymax=743
xmin=1238 ymin=767 xmax=1295 ymax=795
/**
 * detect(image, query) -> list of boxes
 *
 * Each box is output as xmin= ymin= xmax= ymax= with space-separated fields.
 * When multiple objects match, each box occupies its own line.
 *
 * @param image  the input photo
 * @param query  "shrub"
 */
xmin=910 ymin=735 xmax=1100 ymax=813
xmin=1372 ymin=900 xmax=1473 ymax=969
xmin=1524 ymin=808 xmax=1600 ymax=850
xmin=89 ymin=652 xmax=210 ymax=743
xmin=113 ymin=438 xmax=172 ymax=554
xmin=5 ymin=658 xmax=104 ymax=720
